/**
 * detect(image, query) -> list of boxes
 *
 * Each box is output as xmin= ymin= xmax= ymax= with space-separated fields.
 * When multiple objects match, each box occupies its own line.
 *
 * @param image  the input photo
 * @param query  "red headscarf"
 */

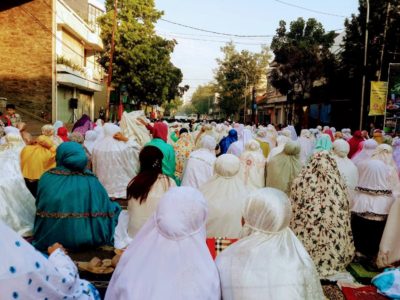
xmin=152 ymin=122 xmax=168 ymax=142
xmin=323 ymin=129 xmax=335 ymax=142
xmin=57 ymin=127 xmax=69 ymax=142
xmin=348 ymin=130 xmax=363 ymax=158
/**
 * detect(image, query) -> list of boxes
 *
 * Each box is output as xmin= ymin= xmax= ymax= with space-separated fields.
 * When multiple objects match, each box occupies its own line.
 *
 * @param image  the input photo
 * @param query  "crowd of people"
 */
xmin=1 ymin=106 xmax=400 ymax=299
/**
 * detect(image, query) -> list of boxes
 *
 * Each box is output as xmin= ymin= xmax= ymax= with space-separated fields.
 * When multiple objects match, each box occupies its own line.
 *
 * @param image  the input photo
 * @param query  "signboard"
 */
xmin=369 ymin=81 xmax=388 ymax=116
xmin=384 ymin=64 xmax=400 ymax=134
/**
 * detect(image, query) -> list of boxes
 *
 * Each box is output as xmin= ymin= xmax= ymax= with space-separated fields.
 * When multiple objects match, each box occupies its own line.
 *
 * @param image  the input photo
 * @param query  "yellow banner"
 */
xmin=369 ymin=81 xmax=388 ymax=116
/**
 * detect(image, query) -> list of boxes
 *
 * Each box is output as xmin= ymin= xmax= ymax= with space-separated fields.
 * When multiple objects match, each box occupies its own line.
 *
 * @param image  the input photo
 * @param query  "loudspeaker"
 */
xmin=69 ymin=98 xmax=78 ymax=109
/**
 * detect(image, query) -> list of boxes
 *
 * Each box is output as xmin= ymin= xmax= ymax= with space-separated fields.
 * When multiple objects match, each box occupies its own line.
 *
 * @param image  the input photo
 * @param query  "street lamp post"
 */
xmin=359 ymin=0 xmax=370 ymax=130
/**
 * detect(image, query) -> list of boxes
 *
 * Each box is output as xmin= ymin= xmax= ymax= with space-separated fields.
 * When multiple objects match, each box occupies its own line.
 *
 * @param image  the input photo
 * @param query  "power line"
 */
xmin=159 ymin=33 xmax=268 ymax=46
xmin=160 ymin=18 xmax=274 ymax=38
xmin=271 ymin=0 xmax=347 ymax=18
xmin=157 ymin=30 xmax=273 ymax=40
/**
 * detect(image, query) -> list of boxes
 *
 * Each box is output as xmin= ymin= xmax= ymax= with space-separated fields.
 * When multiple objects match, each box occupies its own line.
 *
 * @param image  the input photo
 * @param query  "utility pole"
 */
xmin=378 ymin=2 xmax=391 ymax=81
xmin=359 ymin=0 xmax=370 ymax=130
xmin=106 ymin=0 xmax=118 ymax=121
xmin=243 ymin=73 xmax=248 ymax=124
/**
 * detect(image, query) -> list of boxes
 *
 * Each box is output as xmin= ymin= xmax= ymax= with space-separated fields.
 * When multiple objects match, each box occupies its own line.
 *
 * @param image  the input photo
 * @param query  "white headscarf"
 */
xmin=216 ymin=188 xmax=324 ymax=300
xmin=227 ymin=128 xmax=253 ymax=157
xmin=267 ymin=135 xmax=289 ymax=163
xmin=371 ymin=144 xmax=400 ymax=198
xmin=92 ymin=124 xmax=140 ymax=198
xmin=200 ymin=154 xmax=249 ymax=238
xmin=266 ymin=124 xmax=278 ymax=148
xmin=0 ymin=142 xmax=35 ymax=236
xmin=119 ymin=111 xmax=151 ymax=147
xmin=298 ymin=129 xmax=314 ymax=164
xmin=83 ymin=130 xmax=97 ymax=155
xmin=105 ymin=187 xmax=220 ymax=300
xmin=0 ymin=133 xmax=25 ymax=154
xmin=284 ymin=125 xmax=298 ymax=140
xmin=0 ymin=220 xmax=99 ymax=299
xmin=352 ymin=139 xmax=378 ymax=167
xmin=238 ymin=140 xmax=266 ymax=190
xmin=333 ymin=139 xmax=359 ymax=192
xmin=181 ymin=135 xmax=217 ymax=189
xmin=351 ymin=159 xmax=395 ymax=215
xmin=53 ymin=120 xmax=63 ymax=134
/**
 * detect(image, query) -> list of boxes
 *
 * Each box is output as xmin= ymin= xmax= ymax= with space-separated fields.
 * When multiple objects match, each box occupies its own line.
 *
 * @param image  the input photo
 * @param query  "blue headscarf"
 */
xmin=314 ymin=134 xmax=333 ymax=153
xmin=219 ymin=129 xmax=238 ymax=155
xmin=56 ymin=141 xmax=88 ymax=171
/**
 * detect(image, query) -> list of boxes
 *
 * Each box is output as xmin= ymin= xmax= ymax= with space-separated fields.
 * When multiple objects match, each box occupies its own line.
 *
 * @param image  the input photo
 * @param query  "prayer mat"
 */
xmin=206 ymin=238 xmax=238 ymax=259
xmin=341 ymin=286 xmax=388 ymax=300
xmin=347 ymin=263 xmax=380 ymax=285
xmin=322 ymin=283 xmax=345 ymax=300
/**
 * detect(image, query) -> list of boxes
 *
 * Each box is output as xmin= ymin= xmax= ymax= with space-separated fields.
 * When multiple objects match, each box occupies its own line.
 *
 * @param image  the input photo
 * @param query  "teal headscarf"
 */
xmin=33 ymin=142 xmax=121 ymax=251
xmin=56 ymin=141 xmax=88 ymax=171
xmin=314 ymin=134 xmax=333 ymax=153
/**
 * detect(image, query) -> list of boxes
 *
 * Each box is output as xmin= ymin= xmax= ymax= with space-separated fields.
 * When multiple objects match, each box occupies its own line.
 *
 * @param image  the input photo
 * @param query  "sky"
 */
xmin=102 ymin=0 xmax=360 ymax=101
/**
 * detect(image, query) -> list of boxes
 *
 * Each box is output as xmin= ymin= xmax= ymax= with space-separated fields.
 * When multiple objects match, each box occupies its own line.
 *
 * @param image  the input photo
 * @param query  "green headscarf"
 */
xmin=55 ymin=141 xmax=88 ymax=171
xmin=314 ymin=134 xmax=333 ymax=153
xmin=266 ymin=141 xmax=302 ymax=195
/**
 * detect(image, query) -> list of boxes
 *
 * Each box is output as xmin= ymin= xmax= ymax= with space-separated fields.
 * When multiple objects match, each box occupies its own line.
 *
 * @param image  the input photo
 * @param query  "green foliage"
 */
xmin=162 ymin=97 xmax=183 ymax=116
xmin=270 ymin=18 xmax=336 ymax=99
xmin=178 ymin=103 xmax=196 ymax=115
xmin=191 ymin=83 xmax=216 ymax=115
xmin=56 ymin=55 xmax=85 ymax=73
xmin=98 ymin=0 xmax=185 ymax=106
xmin=215 ymin=42 xmax=270 ymax=117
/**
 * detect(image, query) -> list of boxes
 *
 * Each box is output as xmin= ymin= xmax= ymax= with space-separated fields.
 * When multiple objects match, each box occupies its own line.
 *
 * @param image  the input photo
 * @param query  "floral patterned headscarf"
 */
xmin=289 ymin=151 xmax=355 ymax=278
xmin=173 ymin=131 xmax=194 ymax=182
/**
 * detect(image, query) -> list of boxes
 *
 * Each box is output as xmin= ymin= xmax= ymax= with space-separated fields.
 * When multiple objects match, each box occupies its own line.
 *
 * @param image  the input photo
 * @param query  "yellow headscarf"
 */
xmin=20 ymin=135 xmax=56 ymax=180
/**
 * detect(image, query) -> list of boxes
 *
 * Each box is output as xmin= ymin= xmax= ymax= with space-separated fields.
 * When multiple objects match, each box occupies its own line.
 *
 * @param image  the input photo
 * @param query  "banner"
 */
xmin=369 ymin=81 xmax=388 ymax=116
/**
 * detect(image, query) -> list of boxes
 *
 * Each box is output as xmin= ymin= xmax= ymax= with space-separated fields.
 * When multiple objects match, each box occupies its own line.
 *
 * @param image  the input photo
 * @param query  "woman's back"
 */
xmin=127 ymin=175 xmax=175 ymax=238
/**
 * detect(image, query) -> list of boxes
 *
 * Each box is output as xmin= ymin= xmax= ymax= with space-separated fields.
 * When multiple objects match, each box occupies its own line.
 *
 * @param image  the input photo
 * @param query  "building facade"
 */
xmin=0 ymin=0 xmax=105 ymax=124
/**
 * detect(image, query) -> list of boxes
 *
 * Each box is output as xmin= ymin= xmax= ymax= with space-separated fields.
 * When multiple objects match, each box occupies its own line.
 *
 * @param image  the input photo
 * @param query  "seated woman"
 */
xmin=351 ymin=159 xmax=395 ymax=260
xmin=21 ymin=135 xmax=56 ymax=198
xmin=200 ymin=154 xmax=249 ymax=238
xmin=105 ymin=187 xmax=220 ymax=300
xmin=181 ymin=135 xmax=217 ymax=189
xmin=33 ymin=142 xmax=121 ymax=251
xmin=127 ymin=146 xmax=175 ymax=239
xmin=0 ymin=220 xmax=100 ymax=299
xmin=332 ymin=139 xmax=359 ymax=193
xmin=173 ymin=128 xmax=194 ymax=183
xmin=92 ymin=124 xmax=140 ymax=199
xmin=266 ymin=141 xmax=302 ymax=195
xmin=216 ymin=188 xmax=324 ymax=300
xmin=0 ymin=133 xmax=35 ymax=236
xmin=238 ymin=140 xmax=266 ymax=190
xmin=290 ymin=151 xmax=355 ymax=278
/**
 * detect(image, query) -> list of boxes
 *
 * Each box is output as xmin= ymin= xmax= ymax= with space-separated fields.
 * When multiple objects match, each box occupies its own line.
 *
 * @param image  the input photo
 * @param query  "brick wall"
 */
xmin=0 ymin=0 xmax=53 ymax=119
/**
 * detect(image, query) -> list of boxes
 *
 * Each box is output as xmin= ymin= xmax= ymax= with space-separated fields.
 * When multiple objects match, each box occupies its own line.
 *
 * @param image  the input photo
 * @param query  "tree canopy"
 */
xmin=337 ymin=0 xmax=400 ymax=127
xmin=270 ymin=18 xmax=336 ymax=100
xmin=214 ymin=42 xmax=270 ymax=118
xmin=99 ymin=0 xmax=185 ymax=106
xmin=191 ymin=83 xmax=217 ymax=115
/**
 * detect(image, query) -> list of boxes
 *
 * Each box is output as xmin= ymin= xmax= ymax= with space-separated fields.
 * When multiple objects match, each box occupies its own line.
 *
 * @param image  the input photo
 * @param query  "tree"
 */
xmin=215 ymin=42 xmax=270 ymax=118
xmin=162 ymin=97 xmax=183 ymax=116
xmin=191 ymin=83 xmax=217 ymax=115
xmin=338 ymin=0 xmax=400 ymax=128
xmin=99 ymin=0 xmax=185 ymax=106
xmin=270 ymin=18 xmax=336 ymax=100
